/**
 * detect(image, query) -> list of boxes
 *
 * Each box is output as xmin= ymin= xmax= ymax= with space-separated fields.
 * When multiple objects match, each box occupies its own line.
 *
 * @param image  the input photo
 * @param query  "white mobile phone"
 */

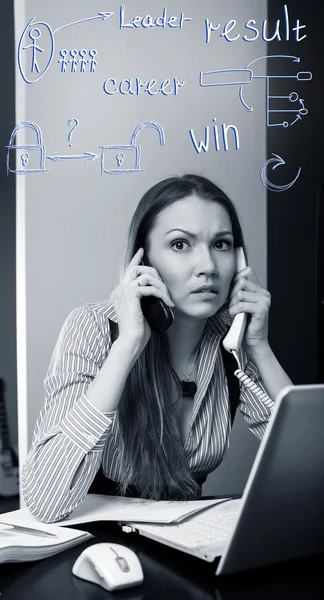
xmin=222 ymin=247 xmax=248 ymax=353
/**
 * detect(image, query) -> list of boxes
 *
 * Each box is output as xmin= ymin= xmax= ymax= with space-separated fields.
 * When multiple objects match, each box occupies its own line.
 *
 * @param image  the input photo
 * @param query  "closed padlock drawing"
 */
xmin=6 ymin=121 xmax=47 ymax=174
xmin=100 ymin=121 xmax=165 ymax=175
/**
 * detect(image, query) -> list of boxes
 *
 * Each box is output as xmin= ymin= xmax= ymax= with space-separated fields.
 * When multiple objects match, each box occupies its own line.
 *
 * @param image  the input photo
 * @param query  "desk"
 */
xmin=0 ymin=520 xmax=323 ymax=600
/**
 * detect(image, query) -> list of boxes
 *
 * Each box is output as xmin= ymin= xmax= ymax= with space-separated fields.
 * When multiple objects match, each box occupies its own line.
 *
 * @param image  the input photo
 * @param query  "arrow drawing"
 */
xmin=53 ymin=12 xmax=113 ymax=34
xmin=260 ymin=153 xmax=301 ymax=192
xmin=240 ymin=55 xmax=311 ymax=126
xmin=46 ymin=152 xmax=100 ymax=162
xmin=200 ymin=55 xmax=312 ymax=127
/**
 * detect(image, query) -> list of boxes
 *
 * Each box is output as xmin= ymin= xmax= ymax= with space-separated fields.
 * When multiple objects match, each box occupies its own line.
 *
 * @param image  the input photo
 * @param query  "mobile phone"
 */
xmin=140 ymin=252 xmax=174 ymax=333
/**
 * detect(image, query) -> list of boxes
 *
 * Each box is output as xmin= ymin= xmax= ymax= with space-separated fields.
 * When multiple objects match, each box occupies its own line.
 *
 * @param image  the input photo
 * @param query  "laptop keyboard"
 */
xmin=130 ymin=499 xmax=241 ymax=548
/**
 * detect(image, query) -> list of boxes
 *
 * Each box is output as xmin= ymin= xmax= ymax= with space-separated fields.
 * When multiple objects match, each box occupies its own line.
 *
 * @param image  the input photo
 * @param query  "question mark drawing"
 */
xmin=67 ymin=118 xmax=79 ymax=146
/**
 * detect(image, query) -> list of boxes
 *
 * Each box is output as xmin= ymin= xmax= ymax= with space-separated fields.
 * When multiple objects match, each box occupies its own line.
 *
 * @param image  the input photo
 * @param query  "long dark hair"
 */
xmin=116 ymin=174 xmax=246 ymax=500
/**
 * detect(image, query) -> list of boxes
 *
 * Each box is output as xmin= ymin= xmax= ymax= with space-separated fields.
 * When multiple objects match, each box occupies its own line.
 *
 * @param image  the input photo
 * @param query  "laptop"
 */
xmin=120 ymin=384 xmax=324 ymax=575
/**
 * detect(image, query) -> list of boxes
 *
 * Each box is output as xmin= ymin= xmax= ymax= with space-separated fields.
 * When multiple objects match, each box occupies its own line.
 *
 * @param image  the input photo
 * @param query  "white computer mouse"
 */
xmin=72 ymin=542 xmax=144 ymax=591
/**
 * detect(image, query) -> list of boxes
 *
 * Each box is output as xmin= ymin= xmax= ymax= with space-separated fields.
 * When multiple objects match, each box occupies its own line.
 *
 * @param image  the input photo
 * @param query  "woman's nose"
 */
xmin=194 ymin=249 xmax=218 ymax=276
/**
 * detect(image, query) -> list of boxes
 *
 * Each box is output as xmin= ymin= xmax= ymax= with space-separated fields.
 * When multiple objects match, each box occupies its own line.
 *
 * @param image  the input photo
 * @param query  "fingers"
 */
xmin=229 ymin=270 xmax=271 ymax=320
xmin=232 ymin=266 xmax=259 ymax=287
xmin=124 ymin=248 xmax=175 ymax=308
xmin=229 ymin=290 xmax=265 ymax=307
xmin=125 ymin=265 xmax=163 ymax=291
xmin=126 ymin=249 xmax=163 ymax=285
xmin=134 ymin=273 xmax=163 ymax=288
xmin=130 ymin=272 xmax=174 ymax=307
xmin=130 ymin=265 xmax=162 ymax=281
xmin=229 ymin=295 xmax=271 ymax=318
xmin=128 ymin=247 xmax=144 ymax=267
xmin=133 ymin=273 xmax=166 ymax=294
xmin=230 ymin=274 xmax=271 ymax=302
xmin=135 ymin=284 xmax=175 ymax=308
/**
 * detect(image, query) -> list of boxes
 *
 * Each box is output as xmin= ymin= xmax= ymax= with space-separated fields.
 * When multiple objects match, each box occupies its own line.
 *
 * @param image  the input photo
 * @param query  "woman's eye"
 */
xmin=171 ymin=240 xmax=190 ymax=251
xmin=214 ymin=240 xmax=231 ymax=250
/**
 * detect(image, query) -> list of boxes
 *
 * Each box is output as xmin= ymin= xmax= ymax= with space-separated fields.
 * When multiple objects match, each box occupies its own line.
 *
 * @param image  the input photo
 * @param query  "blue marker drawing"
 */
xmin=189 ymin=118 xmax=240 ymax=154
xmin=67 ymin=118 xmax=79 ymax=146
xmin=18 ymin=12 xmax=112 ymax=84
xmin=88 ymin=49 xmax=97 ymax=73
xmin=116 ymin=152 xmax=125 ymax=166
xmin=52 ymin=12 xmax=113 ymax=34
xmin=22 ymin=27 xmax=44 ymax=73
xmin=6 ymin=121 xmax=48 ymax=174
xmin=18 ymin=18 xmax=54 ymax=84
xmin=58 ymin=49 xmax=97 ymax=72
xmin=69 ymin=49 xmax=79 ymax=72
xmin=46 ymin=118 xmax=99 ymax=162
xmin=79 ymin=49 xmax=88 ymax=72
xmin=46 ymin=152 xmax=99 ymax=163
xmin=100 ymin=121 xmax=165 ymax=175
xmin=200 ymin=68 xmax=253 ymax=87
xmin=200 ymin=55 xmax=312 ymax=128
xmin=260 ymin=153 xmax=301 ymax=191
xmin=58 ymin=49 xmax=69 ymax=72
xmin=20 ymin=152 xmax=29 ymax=167
xmin=7 ymin=120 xmax=163 ymax=174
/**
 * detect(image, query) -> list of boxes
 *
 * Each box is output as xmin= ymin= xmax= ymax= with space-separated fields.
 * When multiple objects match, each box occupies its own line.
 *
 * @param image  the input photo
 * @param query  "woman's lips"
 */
xmin=191 ymin=290 xmax=218 ymax=298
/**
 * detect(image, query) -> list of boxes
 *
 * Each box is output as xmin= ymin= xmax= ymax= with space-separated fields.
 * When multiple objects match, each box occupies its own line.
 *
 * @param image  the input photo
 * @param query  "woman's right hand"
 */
xmin=110 ymin=248 xmax=175 ymax=356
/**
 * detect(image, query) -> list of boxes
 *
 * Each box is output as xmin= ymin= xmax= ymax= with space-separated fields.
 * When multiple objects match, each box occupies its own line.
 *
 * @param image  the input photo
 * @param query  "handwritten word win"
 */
xmin=205 ymin=4 xmax=306 ymax=43
xmin=119 ymin=5 xmax=192 ymax=29
xmin=103 ymin=77 xmax=185 ymax=96
xmin=189 ymin=119 xmax=240 ymax=153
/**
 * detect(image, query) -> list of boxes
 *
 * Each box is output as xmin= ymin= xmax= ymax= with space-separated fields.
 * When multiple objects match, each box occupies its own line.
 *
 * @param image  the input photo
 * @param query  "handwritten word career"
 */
xmin=103 ymin=77 xmax=185 ymax=96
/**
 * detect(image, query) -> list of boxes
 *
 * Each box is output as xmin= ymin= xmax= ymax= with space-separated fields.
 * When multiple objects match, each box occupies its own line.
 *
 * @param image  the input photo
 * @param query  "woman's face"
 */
xmin=147 ymin=195 xmax=236 ymax=320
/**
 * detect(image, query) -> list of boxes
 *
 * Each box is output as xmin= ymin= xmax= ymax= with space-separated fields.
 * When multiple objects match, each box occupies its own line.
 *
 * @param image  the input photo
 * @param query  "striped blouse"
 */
xmin=22 ymin=298 xmax=275 ymax=523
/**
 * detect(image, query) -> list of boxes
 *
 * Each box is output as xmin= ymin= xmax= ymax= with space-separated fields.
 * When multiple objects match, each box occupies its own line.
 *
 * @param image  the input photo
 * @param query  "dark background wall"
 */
xmin=0 ymin=1 xmax=17 ymax=454
xmin=267 ymin=0 xmax=323 ymax=384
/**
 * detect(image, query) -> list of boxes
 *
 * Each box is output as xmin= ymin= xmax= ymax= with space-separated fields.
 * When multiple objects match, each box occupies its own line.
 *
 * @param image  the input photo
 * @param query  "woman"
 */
xmin=22 ymin=174 xmax=292 ymax=523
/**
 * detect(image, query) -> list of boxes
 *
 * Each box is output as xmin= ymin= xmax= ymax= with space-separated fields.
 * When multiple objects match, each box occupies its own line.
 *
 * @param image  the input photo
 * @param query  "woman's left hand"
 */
xmin=228 ymin=266 xmax=271 ymax=355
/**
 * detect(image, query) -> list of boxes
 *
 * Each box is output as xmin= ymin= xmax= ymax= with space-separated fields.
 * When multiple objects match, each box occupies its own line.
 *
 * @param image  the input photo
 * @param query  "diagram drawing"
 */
xmin=200 ymin=55 xmax=312 ymax=128
xmin=100 ymin=121 xmax=165 ymax=175
xmin=18 ymin=12 xmax=112 ymax=84
xmin=6 ymin=121 xmax=48 ymax=174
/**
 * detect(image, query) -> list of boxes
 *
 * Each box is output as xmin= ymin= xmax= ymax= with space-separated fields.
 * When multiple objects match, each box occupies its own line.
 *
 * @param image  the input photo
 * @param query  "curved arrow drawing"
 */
xmin=239 ymin=86 xmax=253 ymax=111
xmin=260 ymin=153 xmax=301 ymax=192
xmin=245 ymin=55 xmax=300 ymax=69
xmin=53 ymin=12 xmax=113 ymax=34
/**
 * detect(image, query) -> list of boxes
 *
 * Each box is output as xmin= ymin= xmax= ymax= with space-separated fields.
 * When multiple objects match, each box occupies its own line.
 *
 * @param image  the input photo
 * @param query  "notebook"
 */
xmin=120 ymin=384 xmax=324 ymax=575
xmin=0 ymin=521 xmax=93 ymax=563
xmin=0 ymin=495 xmax=229 ymax=528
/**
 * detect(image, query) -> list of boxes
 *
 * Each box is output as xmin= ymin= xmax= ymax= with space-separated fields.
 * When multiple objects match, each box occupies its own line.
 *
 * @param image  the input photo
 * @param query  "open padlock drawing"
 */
xmin=99 ymin=121 xmax=165 ymax=175
xmin=6 ymin=121 xmax=47 ymax=174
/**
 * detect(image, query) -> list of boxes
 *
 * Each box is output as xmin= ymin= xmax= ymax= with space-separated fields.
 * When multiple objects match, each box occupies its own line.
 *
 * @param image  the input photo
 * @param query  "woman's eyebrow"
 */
xmin=164 ymin=228 xmax=234 ymax=237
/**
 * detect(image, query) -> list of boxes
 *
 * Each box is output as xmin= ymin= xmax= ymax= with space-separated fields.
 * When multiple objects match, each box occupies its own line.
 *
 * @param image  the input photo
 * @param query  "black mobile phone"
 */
xmin=140 ymin=252 xmax=174 ymax=333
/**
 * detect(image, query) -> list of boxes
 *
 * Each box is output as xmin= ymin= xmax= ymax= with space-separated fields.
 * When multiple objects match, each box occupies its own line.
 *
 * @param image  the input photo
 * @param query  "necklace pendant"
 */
xmin=181 ymin=380 xmax=197 ymax=397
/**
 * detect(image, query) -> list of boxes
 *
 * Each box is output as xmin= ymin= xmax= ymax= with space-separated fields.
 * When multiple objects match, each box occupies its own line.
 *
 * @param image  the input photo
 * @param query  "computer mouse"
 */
xmin=72 ymin=542 xmax=144 ymax=591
